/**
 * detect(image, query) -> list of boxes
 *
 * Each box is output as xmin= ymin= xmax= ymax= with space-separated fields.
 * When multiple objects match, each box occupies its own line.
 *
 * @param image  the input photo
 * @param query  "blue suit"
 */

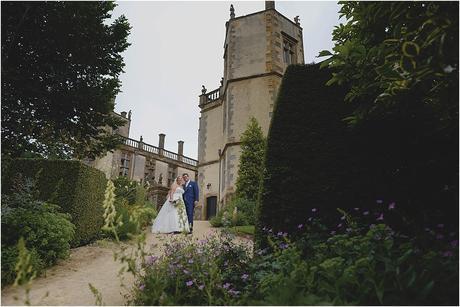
xmin=183 ymin=180 xmax=199 ymax=228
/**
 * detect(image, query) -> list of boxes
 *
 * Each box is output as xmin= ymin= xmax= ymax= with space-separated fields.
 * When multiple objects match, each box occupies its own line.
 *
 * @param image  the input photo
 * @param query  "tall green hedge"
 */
xmin=255 ymin=64 xmax=382 ymax=245
xmin=256 ymin=63 xmax=458 ymax=247
xmin=3 ymin=159 xmax=107 ymax=246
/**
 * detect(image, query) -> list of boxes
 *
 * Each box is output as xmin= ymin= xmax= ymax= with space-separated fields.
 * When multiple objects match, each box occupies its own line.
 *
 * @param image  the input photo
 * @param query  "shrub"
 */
xmin=250 ymin=205 xmax=459 ymax=306
xmin=209 ymin=199 xmax=253 ymax=228
xmin=2 ymin=158 xmax=106 ymax=246
xmin=1 ymin=245 xmax=44 ymax=287
xmin=130 ymin=233 xmax=252 ymax=306
xmin=1 ymin=179 xmax=75 ymax=285
xmin=235 ymin=117 xmax=266 ymax=202
xmin=113 ymin=176 xmax=138 ymax=205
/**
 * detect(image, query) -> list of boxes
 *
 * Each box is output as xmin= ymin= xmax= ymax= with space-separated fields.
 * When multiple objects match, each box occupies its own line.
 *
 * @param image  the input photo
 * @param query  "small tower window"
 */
xmin=282 ymin=32 xmax=298 ymax=65
xmin=283 ymin=41 xmax=295 ymax=64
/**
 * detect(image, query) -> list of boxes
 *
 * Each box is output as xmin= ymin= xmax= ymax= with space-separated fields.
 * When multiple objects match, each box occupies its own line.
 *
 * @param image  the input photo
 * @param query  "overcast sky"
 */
xmin=111 ymin=1 xmax=343 ymax=159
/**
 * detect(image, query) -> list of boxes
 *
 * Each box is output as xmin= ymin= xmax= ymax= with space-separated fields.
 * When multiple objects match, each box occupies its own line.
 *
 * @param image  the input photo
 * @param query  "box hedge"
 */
xmin=3 ymin=158 xmax=107 ymax=246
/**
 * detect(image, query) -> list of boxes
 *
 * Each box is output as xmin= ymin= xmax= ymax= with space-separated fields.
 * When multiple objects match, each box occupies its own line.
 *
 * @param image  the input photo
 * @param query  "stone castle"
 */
xmin=84 ymin=110 xmax=198 ymax=209
xmin=87 ymin=1 xmax=304 ymax=220
xmin=197 ymin=1 xmax=305 ymax=219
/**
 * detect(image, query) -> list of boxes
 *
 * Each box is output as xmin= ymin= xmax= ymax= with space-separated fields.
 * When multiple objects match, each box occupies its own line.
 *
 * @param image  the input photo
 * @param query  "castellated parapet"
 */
xmin=197 ymin=2 xmax=304 ymax=219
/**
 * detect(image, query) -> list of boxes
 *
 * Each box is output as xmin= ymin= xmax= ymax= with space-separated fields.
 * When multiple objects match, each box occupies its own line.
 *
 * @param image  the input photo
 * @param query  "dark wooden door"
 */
xmin=206 ymin=196 xmax=217 ymax=220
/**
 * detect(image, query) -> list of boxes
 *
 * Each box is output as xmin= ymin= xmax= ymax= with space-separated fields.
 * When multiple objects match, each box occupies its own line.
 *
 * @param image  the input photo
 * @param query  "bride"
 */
xmin=151 ymin=176 xmax=190 ymax=234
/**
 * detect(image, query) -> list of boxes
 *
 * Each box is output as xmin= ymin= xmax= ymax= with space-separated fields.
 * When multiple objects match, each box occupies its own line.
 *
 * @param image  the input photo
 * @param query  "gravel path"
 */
xmin=1 ymin=221 xmax=250 ymax=306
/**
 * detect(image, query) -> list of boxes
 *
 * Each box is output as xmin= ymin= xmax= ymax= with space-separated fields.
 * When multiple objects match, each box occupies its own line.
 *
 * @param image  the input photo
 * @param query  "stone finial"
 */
xmin=140 ymin=135 xmax=143 ymax=143
xmin=128 ymin=110 xmax=132 ymax=120
xmin=230 ymin=4 xmax=235 ymax=19
xmin=178 ymin=140 xmax=184 ymax=156
xmin=120 ymin=111 xmax=127 ymax=118
xmin=201 ymin=85 xmax=207 ymax=94
xmin=294 ymin=15 xmax=300 ymax=25
xmin=220 ymin=77 xmax=224 ymax=86
xmin=265 ymin=1 xmax=275 ymax=10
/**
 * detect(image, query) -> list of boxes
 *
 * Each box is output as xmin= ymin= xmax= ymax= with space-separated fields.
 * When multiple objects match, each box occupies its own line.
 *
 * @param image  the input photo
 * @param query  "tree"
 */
xmin=319 ymin=2 xmax=458 ymax=130
xmin=235 ymin=117 xmax=266 ymax=202
xmin=1 ymin=1 xmax=131 ymax=159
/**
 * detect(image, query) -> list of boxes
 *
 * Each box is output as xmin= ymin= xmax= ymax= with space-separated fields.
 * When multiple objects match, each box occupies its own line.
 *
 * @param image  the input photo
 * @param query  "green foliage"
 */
xmin=1 ymin=179 xmax=74 ymax=286
xmin=130 ymin=233 xmax=252 ymax=306
xmin=235 ymin=117 xmax=266 ymax=202
xmin=113 ymin=176 xmax=138 ymax=204
xmin=256 ymin=64 xmax=358 ymax=245
xmin=209 ymin=198 xmax=254 ymax=228
xmin=1 ymin=245 xmax=44 ymax=287
xmin=250 ymin=206 xmax=459 ymax=306
xmin=2 ymin=158 xmax=107 ymax=246
xmin=320 ymin=2 xmax=458 ymax=127
xmin=1 ymin=1 xmax=131 ymax=159
xmin=229 ymin=225 xmax=255 ymax=236
xmin=318 ymin=2 xmax=458 ymax=228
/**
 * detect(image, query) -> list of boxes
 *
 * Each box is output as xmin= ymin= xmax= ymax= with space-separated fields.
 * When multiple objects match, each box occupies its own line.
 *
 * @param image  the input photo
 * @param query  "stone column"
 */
xmin=265 ymin=1 xmax=275 ymax=10
xmin=158 ymin=133 xmax=165 ymax=156
xmin=178 ymin=140 xmax=184 ymax=161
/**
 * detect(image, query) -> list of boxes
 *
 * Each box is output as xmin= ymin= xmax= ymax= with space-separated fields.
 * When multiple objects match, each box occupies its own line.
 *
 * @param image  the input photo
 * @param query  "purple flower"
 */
xmin=139 ymin=284 xmax=145 ymax=291
xmin=228 ymin=289 xmax=241 ymax=296
xmin=262 ymin=227 xmax=267 ymax=231
xmin=451 ymin=240 xmax=459 ymax=248
xmin=188 ymin=259 xmax=194 ymax=264
xmin=277 ymin=231 xmax=283 ymax=236
xmin=354 ymin=207 xmax=360 ymax=211
xmin=436 ymin=234 xmax=444 ymax=240
xmin=146 ymin=255 xmax=158 ymax=265
xmin=198 ymin=284 xmax=205 ymax=290
xmin=337 ymin=223 xmax=343 ymax=228
xmin=388 ymin=202 xmax=396 ymax=210
xmin=376 ymin=199 xmax=383 ymax=204
xmin=330 ymin=230 xmax=336 ymax=235
xmin=183 ymin=269 xmax=190 ymax=274
xmin=376 ymin=213 xmax=384 ymax=221
xmin=241 ymin=273 xmax=249 ymax=281
xmin=363 ymin=211 xmax=370 ymax=216
xmin=279 ymin=243 xmax=289 ymax=249
xmin=346 ymin=228 xmax=352 ymax=232
xmin=186 ymin=280 xmax=194 ymax=287
xmin=223 ymin=282 xmax=231 ymax=289
xmin=340 ymin=216 xmax=346 ymax=220
xmin=442 ymin=251 xmax=454 ymax=257
xmin=297 ymin=224 xmax=303 ymax=229
xmin=312 ymin=208 xmax=317 ymax=212
xmin=308 ymin=217 xmax=313 ymax=222
xmin=437 ymin=224 xmax=444 ymax=228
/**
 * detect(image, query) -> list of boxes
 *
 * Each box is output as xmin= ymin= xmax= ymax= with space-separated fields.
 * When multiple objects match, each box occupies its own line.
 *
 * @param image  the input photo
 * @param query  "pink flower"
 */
xmin=186 ymin=280 xmax=194 ymax=287
xmin=139 ymin=284 xmax=145 ymax=291
xmin=388 ymin=202 xmax=396 ymax=210
xmin=376 ymin=213 xmax=384 ymax=221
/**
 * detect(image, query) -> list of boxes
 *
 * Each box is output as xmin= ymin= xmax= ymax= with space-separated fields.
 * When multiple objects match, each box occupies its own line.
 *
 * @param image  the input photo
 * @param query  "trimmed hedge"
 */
xmin=256 ymin=64 xmax=362 ymax=244
xmin=256 ymin=63 xmax=458 ymax=247
xmin=3 ymin=158 xmax=107 ymax=246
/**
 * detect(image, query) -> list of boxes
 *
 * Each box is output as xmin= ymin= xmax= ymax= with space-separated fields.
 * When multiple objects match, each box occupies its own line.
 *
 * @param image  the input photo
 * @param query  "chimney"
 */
xmin=178 ymin=140 xmax=184 ymax=156
xmin=120 ymin=111 xmax=127 ymax=118
xmin=158 ymin=133 xmax=165 ymax=149
xmin=265 ymin=1 xmax=275 ymax=10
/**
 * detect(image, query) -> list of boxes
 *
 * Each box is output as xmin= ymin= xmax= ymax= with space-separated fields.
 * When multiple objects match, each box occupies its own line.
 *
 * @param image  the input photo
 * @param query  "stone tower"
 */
xmin=197 ymin=2 xmax=304 ymax=219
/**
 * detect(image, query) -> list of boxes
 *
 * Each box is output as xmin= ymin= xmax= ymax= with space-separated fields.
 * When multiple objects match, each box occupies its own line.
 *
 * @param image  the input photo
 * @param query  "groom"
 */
xmin=182 ymin=173 xmax=199 ymax=234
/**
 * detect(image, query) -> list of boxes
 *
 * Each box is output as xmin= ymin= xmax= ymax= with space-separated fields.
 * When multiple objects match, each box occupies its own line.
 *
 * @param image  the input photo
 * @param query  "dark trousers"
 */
xmin=185 ymin=203 xmax=194 ymax=227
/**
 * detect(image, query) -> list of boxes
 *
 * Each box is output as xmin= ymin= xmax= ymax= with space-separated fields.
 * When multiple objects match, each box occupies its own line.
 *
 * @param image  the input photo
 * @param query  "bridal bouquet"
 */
xmin=173 ymin=198 xmax=185 ymax=207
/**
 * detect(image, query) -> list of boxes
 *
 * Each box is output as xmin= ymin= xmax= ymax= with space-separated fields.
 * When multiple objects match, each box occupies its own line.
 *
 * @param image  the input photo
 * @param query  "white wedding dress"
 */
xmin=151 ymin=187 xmax=190 ymax=233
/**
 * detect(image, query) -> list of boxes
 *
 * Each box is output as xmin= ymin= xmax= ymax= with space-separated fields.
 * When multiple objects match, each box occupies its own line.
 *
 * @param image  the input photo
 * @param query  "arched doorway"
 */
xmin=206 ymin=196 xmax=217 ymax=220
